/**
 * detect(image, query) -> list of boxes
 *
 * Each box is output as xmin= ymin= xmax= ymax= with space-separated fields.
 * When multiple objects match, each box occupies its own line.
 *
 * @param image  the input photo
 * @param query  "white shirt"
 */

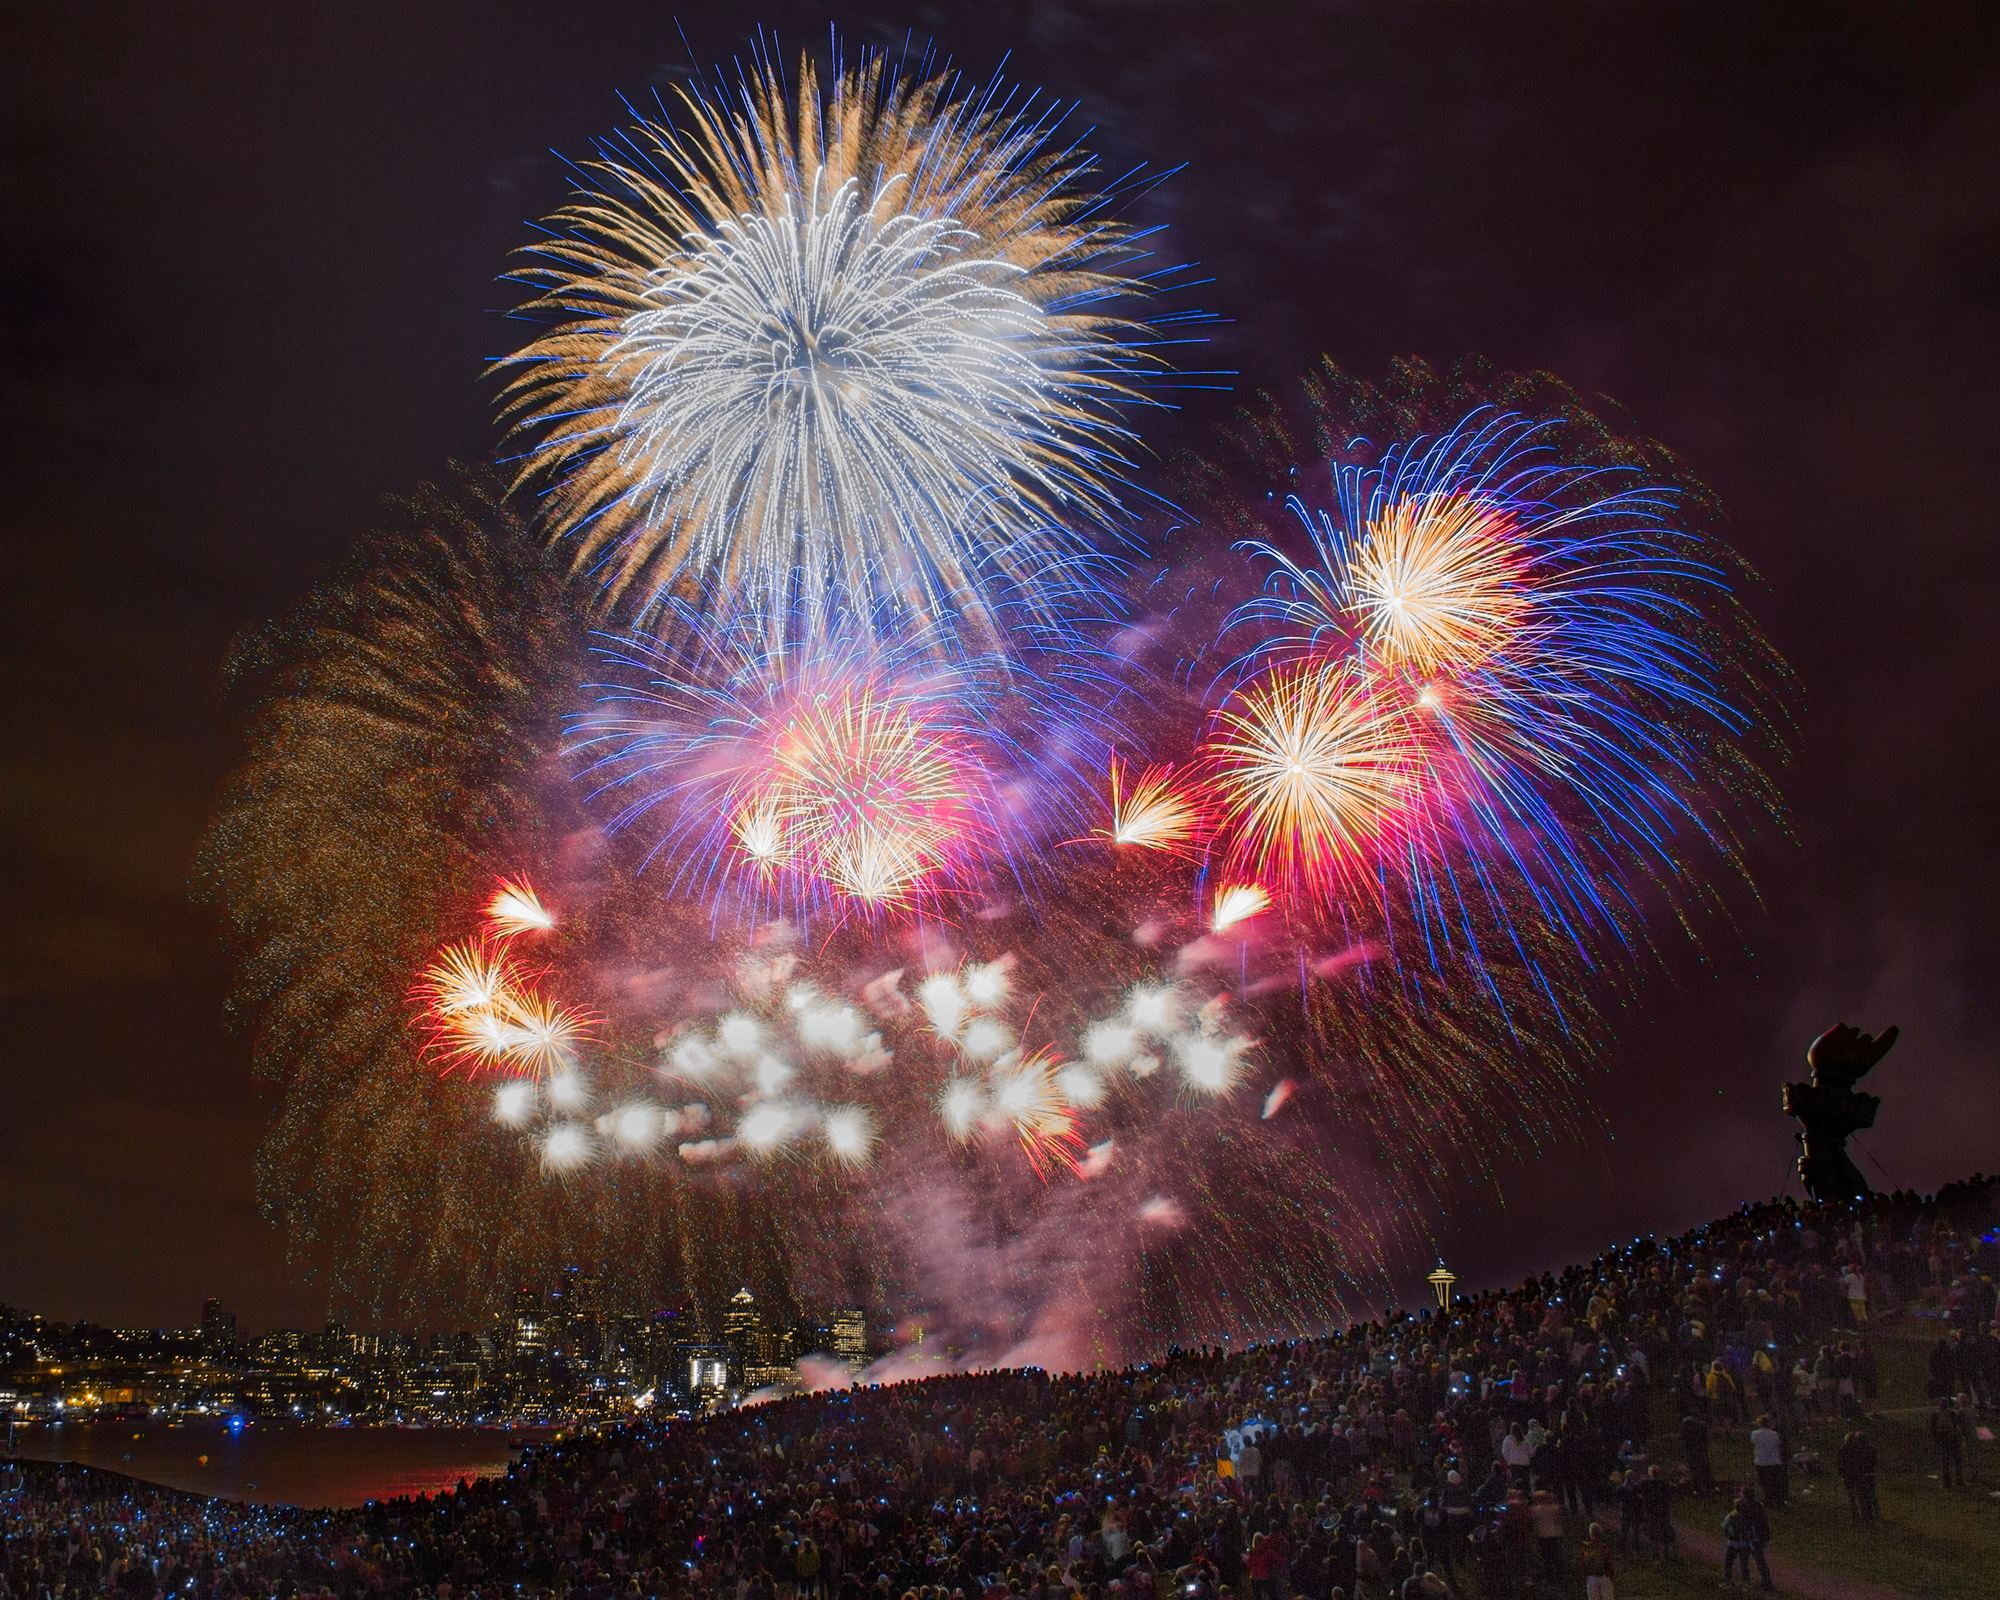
xmin=1750 ymin=1427 xmax=1783 ymax=1467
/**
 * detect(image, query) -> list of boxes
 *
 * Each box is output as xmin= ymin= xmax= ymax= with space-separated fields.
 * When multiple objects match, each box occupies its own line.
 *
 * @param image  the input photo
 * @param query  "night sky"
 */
xmin=4 ymin=1 xmax=1996 ymax=1334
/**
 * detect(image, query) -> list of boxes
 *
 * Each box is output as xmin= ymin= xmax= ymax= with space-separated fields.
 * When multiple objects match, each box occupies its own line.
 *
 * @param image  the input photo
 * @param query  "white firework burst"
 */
xmin=500 ymin=45 xmax=1181 ymax=639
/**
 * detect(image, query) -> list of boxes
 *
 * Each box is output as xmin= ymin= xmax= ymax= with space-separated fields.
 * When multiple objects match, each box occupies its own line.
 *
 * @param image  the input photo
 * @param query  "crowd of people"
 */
xmin=3 ymin=1175 xmax=1994 ymax=1600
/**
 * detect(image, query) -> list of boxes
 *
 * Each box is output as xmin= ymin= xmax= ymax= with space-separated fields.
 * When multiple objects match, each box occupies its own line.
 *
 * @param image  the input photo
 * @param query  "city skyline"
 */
xmin=2 ymin=1276 xmax=875 ymax=1427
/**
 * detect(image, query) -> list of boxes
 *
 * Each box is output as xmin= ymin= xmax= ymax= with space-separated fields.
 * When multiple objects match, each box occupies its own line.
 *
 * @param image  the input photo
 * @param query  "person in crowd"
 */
xmin=1679 ymin=1414 xmax=1713 ymax=1496
xmin=1638 ymin=1466 xmax=1676 ymax=1564
xmin=1748 ymin=1415 xmax=1787 ymax=1509
xmin=1527 ymin=1489 xmax=1564 ymax=1583
xmin=1931 ymin=1398 xmax=1968 ymax=1489
xmin=1843 ymin=1266 xmax=1869 ymax=1327
xmin=1835 ymin=1429 xmax=1879 ymax=1523
xmin=1578 ymin=1520 xmax=1616 ymax=1600
xmin=1723 ymin=1489 xmax=1776 ymax=1593
xmin=1610 ymin=1469 xmax=1644 ymax=1556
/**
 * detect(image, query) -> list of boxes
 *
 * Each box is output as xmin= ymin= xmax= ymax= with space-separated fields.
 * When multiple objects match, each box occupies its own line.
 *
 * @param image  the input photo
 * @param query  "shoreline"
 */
xmin=3 ymin=1418 xmax=556 ymax=1510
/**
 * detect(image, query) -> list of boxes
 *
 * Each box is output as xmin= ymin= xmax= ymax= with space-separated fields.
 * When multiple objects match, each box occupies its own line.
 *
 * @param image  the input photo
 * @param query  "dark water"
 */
xmin=4 ymin=1420 xmax=556 ymax=1509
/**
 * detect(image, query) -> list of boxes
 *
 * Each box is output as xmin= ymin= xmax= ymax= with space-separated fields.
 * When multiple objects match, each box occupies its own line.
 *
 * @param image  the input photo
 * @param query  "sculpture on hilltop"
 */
xmin=1783 ymin=1022 xmax=1898 ymax=1204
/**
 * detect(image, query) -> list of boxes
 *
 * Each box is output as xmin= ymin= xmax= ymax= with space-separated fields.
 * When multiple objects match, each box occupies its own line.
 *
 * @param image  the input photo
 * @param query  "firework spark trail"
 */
xmin=1200 ymin=656 xmax=1421 ymax=895
xmin=498 ymin=41 xmax=1200 ymax=643
xmin=486 ymin=879 xmax=555 ymax=937
xmin=1098 ymin=758 xmax=1203 ymax=855
xmin=568 ymin=598 xmax=1111 ymax=921
xmin=1209 ymin=405 xmax=1786 ymax=986
xmin=202 ymin=335 xmax=1787 ymax=1355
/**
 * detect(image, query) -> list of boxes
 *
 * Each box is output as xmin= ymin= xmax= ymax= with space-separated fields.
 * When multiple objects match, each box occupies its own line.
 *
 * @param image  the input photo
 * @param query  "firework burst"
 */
xmin=1098 ymin=758 xmax=1203 ymax=855
xmin=486 ymin=878 xmax=555 ymax=937
xmin=499 ymin=40 xmax=1191 ymax=641
xmin=1230 ymin=404 xmax=1787 ymax=955
xmin=1200 ymin=656 xmax=1421 ymax=895
xmin=570 ymin=601 xmax=1107 ymax=920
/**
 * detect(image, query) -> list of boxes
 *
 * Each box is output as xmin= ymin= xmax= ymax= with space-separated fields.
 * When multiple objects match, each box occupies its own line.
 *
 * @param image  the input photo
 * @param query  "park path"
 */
xmin=1669 ymin=1521 xmax=1917 ymax=1600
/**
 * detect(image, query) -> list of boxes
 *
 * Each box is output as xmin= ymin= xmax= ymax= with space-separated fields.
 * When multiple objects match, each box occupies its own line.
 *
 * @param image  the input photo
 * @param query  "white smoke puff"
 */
xmin=1126 ymin=984 xmax=1177 ymax=1035
xmin=938 ymin=1078 xmax=985 ymax=1139
xmin=715 ymin=1012 xmax=763 ymax=1059
xmin=1172 ymin=1031 xmax=1248 ymax=1096
xmin=1083 ymin=1020 xmax=1137 ymax=1066
xmin=960 ymin=1018 xmax=1014 ymax=1062
xmin=1078 ymin=1139 xmax=1117 ymax=1178
xmin=677 ymin=1137 xmax=736 ymax=1164
xmin=738 ymin=1100 xmax=802 ymax=1155
xmin=796 ymin=1354 xmax=857 ymax=1393
xmin=918 ymin=972 xmax=966 ymax=1038
xmin=1262 ymin=1079 xmax=1297 ymax=1119
xmin=820 ymin=1105 xmax=876 ymax=1166
xmin=603 ymin=1102 xmax=663 ymax=1150
xmin=843 ymin=1033 xmax=893 ymax=1076
xmin=546 ymin=1071 xmax=589 ymax=1111
xmin=752 ymin=1053 xmax=795 ymax=1096
xmin=492 ymin=1080 xmax=536 ymax=1127
xmin=798 ymin=1000 xmax=865 ymax=1054
xmin=540 ymin=1123 xmax=592 ymax=1172
xmin=962 ymin=958 xmax=1012 ymax=1007
xmin=664 ymin=1033 xmax=720 ymax=1079
xmin=1138 ymin=1195 xmax=1186 ymax=1227
xmin=1056 ymin=1065 xmax=1105 ymax=1108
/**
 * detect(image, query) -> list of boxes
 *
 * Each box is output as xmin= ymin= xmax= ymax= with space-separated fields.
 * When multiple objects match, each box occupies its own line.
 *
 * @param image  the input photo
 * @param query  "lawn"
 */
xmin=1636 ymin=1317 xmax=1999 ymax=1600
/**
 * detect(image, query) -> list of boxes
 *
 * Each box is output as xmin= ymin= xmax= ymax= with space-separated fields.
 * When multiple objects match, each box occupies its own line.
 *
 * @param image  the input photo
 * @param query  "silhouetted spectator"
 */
xmin=1835 ymin=1430 xmax=1879 ymax=1523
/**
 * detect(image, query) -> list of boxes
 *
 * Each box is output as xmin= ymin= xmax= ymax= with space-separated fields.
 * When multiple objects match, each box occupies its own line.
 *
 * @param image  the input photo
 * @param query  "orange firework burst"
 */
xmin=1099 ymin=758 xmax=1202 ymax=855
xmin=740 ymin=677 xmax=981 ymax=910
xmin=417 ymin=939 xmax=513 ymax=1018
xmin=1210 ymin=882 xmax=1272 ymax=933
xmin=990 ymin=1048 xmax=1084 ymax=1180
xmin=414 ymin=938 xmax=594 ymax=1077
xmin=1203 ymin=657 xmax=1420 ymax=893
xmin=497 ymin=990 xmax=597 ymax=1077
xmin=730 ymin=794 xmax=791 ymax=869
xmin=485 ymin=878 xmax=555 ymax=937
xmin=1346 ymin=492 xmax=1528 ymax=674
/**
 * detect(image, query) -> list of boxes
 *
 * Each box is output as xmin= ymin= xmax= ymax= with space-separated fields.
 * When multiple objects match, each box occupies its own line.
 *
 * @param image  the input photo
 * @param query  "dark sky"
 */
xmin=3 ymin=1 xmax=1996 ymax=1334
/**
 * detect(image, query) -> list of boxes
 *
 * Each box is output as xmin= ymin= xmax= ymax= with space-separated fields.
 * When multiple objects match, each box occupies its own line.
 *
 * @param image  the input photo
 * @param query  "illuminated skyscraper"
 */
xmin=832 ymin=1308 xmax=867 ymax=1371
xmin=511 ymin=1287 xmax=547 ymax=1361
xmin=719 ymin=1288 xmax=795 ymax=1387
xmin=199 ymin=1298 xmax=237 ymax=1358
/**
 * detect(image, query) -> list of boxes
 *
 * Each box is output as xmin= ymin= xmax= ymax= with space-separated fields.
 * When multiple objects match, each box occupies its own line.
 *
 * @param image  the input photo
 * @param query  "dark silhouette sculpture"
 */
xmin=1783 ymin=1022 xmax=1898 ymax=1203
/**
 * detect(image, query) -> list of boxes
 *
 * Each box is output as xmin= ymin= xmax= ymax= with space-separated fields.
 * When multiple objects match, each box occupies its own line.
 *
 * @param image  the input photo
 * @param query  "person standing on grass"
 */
xmin=1721 ymin=1492 xmax=1774 ymax=1593
xmin=1843 ymin=1265 xmax=1869 ymax=1327
xmin=1931 ymin=1398 xmax=1967 ymax=1489
xmin=1611 ymin=1471 xmax=1642 ymax=1556
xmin=1721 ymin=1499 xmax=1755 ymax=1589
xmin=1748 ymin=1416 xmax=1787 ymax=1509
xmin=1738 ymin=1490 xmax=1775 ymax=1593
xmin=1680 ymin=1415 xmax=1714 ymax=1496
xmin=1836 ymin=1430 xmax=1879 ymax=1524
xmin=1638 ymin=1467 xmax=1676 ymax=1564
xmin=1528 ymin=1489 xmax=1563 ymax=1584
xmin=1578 ymin=1522 xmax=1616 ymax=1600
xmin=1705 ymin=1360 xmax=1745 ymax=1424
